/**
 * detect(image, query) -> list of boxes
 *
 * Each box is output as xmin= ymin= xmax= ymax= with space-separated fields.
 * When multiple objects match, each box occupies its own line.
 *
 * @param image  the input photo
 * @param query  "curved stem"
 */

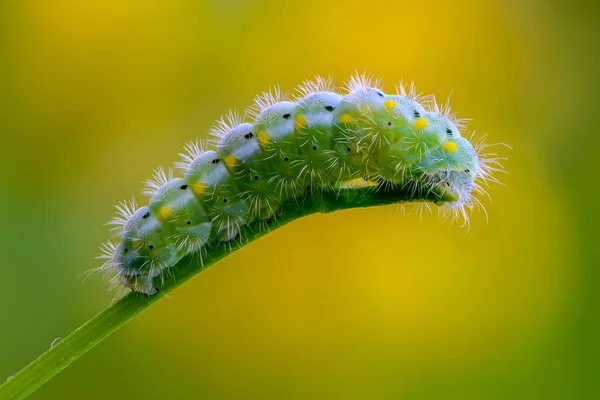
xmin=0 ymin=185 xmax=456 ymax=400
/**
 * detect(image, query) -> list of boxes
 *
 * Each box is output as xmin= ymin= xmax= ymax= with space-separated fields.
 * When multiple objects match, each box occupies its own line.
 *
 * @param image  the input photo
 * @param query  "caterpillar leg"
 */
xmin=120 ymin=274 xmax=158 ymax=296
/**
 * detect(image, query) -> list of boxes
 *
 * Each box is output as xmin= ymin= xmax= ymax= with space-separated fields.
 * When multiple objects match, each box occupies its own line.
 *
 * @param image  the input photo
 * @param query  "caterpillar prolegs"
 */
xmin=98 ymin=73 xmax=501 ymax=295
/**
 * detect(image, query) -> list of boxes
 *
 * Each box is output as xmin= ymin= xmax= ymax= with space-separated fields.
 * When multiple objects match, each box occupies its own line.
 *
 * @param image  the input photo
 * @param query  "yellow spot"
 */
xmin=295 ymin=114 xmax=307 ymax=129
xmin=157 ymin=206 xmax=171 ymax=221
xmin=343 ymin=178 xmax=378 ymax=188
xmin=223 ymin=155 xmax=237 ymax=168
xmin=384 ymin=99 xmax=396 ymax=109
xmin=339 ymin=113 xmax=353 ymax=123
xmin=258 ymin=130 xmax=271 ymax=146
xmin=192 ymin=182 xmax=205 ymax=195
xmin=443 ymin=141 xmax=458 ymax=153
xmin=413 ymin=118 xmax=428 ymax=129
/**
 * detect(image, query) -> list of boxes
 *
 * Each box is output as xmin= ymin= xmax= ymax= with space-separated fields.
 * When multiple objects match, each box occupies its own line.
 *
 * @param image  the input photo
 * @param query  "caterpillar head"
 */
xmin=118 ymin=207 xmax=169 ymax=266
xmin=417 ymin=137 xmax=478 ymax=207
xmin=117 ymin=242 xmax=180 ymax=295
xmin=111 ymin=232 xmax=179 ymax=295
xmin=111 ymin=242 xmax=145 ymax=277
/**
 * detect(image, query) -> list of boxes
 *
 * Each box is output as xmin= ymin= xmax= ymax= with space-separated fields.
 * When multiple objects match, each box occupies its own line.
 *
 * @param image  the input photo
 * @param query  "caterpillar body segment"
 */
xmin=293 ymin=92 xmax=342 ymax=188
xmin=99 ymin=73 xmax=499 ymax=295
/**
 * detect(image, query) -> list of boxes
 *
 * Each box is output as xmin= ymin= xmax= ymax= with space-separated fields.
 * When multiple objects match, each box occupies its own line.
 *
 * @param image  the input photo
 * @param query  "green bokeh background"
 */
xmin=0 ymin=0 xmax=598 ymax=398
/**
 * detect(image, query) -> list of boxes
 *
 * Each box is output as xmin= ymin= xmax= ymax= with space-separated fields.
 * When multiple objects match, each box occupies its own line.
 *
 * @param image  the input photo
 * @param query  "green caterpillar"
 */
xmin=98 ymin=73 xmax=499 ymax=295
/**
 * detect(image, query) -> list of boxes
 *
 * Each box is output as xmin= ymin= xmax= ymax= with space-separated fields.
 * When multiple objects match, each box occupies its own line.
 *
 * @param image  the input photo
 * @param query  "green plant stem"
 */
xmin=0 ymin=185 xmax=456 ymax=400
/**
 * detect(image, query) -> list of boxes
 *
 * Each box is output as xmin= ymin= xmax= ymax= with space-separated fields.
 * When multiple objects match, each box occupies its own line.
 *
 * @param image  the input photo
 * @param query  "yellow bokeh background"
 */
xmin=0 ymin=0 xmax=598 ymax=398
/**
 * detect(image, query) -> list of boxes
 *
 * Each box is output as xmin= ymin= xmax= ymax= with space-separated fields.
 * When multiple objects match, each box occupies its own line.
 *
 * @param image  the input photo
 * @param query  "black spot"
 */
xmin=312 ymin=145 xmax=317 ymax=150
xmin=149 ymin=245 xmax=154 ymax=250
xmin=212 ymin=159 xmax=219 ymax=164
xmin=347 ymin=147 xmax=352 ymax=152
xmin=187 ymin=220 xmax=192 ymax=225
xmin=414 ymin=111 xmax=420 ymax=118
xmin=446 ymin=128 xmax=453 ymax=135
xmin=324 ymin=105 xmax=335 ymax=112
xmin=284 ymin=157 xmax=290 ymax=162
xmin=244 ymin=132 xmax=253 ymax=139
xmin=180 ymin=184 xmax=188 ymax=190
xmin=223 ymin=198 xmax=228 ymax=203
xmin=282 ymin=113 xmax=291 ymax=119
xmin=464 ymin=169 xmax=471 ymax=173
xmin=376 ymin=91 xmax=384 ymax=97
xmin=254 ymin=175 xmax=259 ymax=180
xmin=123 ymin=248 xmax=128 ymax=253
xmin=387 ymin=121 xmax=392 ymax=126
xmin=143 ymin=212 xmax=150 ymax=219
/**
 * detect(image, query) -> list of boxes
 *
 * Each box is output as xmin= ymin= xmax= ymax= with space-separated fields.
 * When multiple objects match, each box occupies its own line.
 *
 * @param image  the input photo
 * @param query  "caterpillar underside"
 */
xmin=98 ymin=73 xmax=501 ymax=295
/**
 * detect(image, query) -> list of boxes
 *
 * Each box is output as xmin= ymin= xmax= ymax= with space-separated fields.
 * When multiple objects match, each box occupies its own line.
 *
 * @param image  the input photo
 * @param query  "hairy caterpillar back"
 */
xmin=96 ymin=72 xmax=504 ymax=295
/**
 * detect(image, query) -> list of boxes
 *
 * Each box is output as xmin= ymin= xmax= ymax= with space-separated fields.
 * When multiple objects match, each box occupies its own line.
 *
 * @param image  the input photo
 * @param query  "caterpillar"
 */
xmin=97 ymin=72 xmax=501 ymax=296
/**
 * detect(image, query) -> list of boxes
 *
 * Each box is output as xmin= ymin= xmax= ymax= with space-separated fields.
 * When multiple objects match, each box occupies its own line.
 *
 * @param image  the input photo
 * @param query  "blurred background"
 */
xmin=0 ymin=0 xmax=598 ymax=398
